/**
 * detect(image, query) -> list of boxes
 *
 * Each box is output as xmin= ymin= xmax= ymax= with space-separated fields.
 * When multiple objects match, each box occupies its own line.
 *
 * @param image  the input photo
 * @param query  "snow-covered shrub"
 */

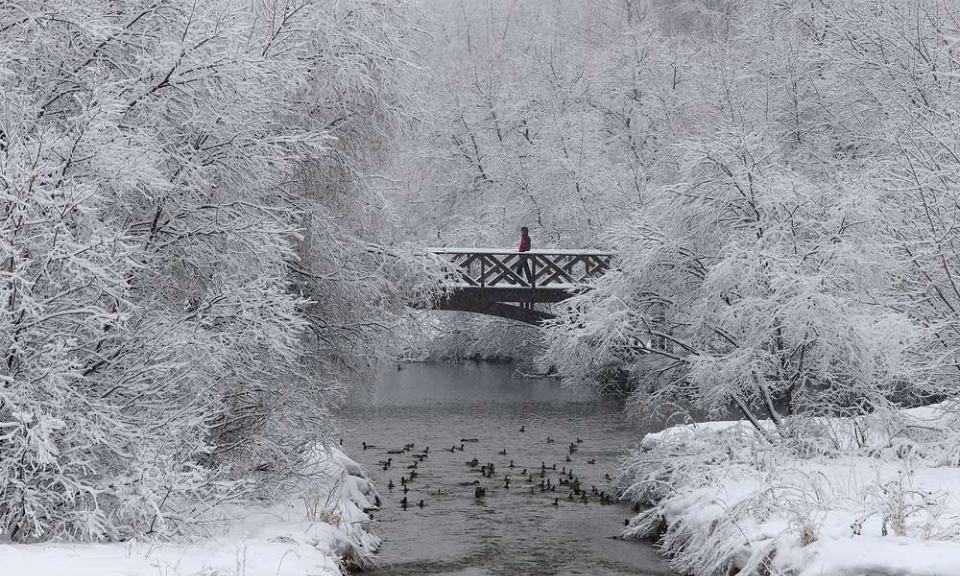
xmin=622 ymin=402 xmax=960 ymax=576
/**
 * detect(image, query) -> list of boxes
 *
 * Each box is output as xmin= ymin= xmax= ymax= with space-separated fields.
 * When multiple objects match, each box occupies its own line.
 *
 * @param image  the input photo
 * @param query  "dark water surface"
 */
xmin=337 ymin=362 xmax=675 ymax=576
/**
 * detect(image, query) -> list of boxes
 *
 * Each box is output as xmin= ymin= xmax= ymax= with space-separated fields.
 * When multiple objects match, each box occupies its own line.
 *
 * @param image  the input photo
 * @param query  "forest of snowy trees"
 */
xmin=396 ymin=0 xmax=960 ymax=426
xmin=6 ymin=0 xmax=960 ymax=568
xmin=0 ymin=0 xmax=440 ymax=542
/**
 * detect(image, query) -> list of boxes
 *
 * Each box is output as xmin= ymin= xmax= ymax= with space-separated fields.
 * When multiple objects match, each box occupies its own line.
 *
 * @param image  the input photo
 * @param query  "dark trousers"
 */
xmin=515 ymin=254 xmax=532 ymax=285
xmin=515 ymin=254 xmax=533 ymax=310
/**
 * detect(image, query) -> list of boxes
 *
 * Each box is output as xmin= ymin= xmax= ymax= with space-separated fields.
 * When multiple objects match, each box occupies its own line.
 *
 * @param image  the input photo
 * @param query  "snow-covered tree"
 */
xmin=0 ymin=0 xmax=430 ymax=541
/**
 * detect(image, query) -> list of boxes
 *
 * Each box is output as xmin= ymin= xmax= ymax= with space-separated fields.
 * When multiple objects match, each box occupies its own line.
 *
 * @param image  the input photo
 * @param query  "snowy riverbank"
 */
xmin=0 ymin=447 xmax=380 ymax=576
xmin=621 ymin=402 xmax=960 ymax=576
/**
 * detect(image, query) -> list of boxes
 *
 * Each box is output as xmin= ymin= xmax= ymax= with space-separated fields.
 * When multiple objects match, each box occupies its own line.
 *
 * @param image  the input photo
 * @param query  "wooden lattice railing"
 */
xmin=429 ymin=248 xmax=613 ymax=289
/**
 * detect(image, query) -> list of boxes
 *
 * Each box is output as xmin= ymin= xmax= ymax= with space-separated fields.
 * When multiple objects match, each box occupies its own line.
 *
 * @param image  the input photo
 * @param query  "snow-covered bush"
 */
xmin=621 ymin=403 xmax=960 ymax=576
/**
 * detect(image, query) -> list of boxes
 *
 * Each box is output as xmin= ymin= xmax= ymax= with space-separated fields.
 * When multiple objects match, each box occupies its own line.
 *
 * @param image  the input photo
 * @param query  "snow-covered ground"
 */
xmin=0 ymin=447 xmax=379 ymax=576
xmin=621 ymin=403 xmax=960 ymax=576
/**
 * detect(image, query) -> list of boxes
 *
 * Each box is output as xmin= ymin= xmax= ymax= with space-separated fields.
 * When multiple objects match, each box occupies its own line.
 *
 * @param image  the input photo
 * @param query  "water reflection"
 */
xmin=337 ymin=362 xmax=675 ymax=576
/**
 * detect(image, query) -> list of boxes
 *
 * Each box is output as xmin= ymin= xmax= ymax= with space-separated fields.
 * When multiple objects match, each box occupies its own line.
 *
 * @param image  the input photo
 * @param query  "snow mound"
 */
xmin=621 ymin=404 xmax=960 ymax=576
xmin=0 ymin=444 xmax=381 ymax=576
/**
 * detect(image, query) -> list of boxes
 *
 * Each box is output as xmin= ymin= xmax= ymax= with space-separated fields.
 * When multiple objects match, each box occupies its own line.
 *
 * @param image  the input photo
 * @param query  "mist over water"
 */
xmin=337 ymin=362 xmax=676 ymax=576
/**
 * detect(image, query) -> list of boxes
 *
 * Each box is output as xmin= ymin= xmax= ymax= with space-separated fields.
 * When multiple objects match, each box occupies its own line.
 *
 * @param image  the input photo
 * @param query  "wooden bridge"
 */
xmin=429 ymin=248 xmax=614 ymax=324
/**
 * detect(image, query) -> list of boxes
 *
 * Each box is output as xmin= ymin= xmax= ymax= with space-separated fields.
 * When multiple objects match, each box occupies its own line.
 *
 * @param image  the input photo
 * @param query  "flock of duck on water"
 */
xmin=358 ymin=425 xmax=633 ymax=515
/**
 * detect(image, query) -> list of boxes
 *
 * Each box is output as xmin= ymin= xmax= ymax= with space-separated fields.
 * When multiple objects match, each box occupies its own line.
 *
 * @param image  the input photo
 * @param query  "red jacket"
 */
xmin=519 ymin=235 xmax=531 ymax=252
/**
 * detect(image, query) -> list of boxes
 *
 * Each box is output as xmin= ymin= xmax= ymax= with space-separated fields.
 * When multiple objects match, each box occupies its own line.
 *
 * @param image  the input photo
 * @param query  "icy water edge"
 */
xmin=337 ymin=362 xmax=677 ymax=576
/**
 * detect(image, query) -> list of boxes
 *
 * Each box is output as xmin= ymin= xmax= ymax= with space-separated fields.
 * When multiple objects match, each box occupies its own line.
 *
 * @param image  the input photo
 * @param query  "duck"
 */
xmin=568 ymin=443 xmax=578 ymax=454
xmin=362 ymin=442 xmax=375 ymax=450
xmin=466 ymin=457 xmax=480 ymax=467
xmin=552 ymin=498 xmax=559 ymax=506
xmin=474 ymin=486 xmax=486 ymax=499
xmin=413 ymin=454 xmax=428 ymax=461
xmin=458 ymin=444 xmax=465 ymax=451
xmin=498 ymin=448 xmax=507 ymax=456
xmin=424 ymin=447 xmax=430 ymax=454
xmin=417 ymin=499 xmax=425 ymax=508
xmin=459 ymin=480 xmax=481 ymax=487
xmin=624 ymin=518 xmax=630 ymax=526
xmin=432 ymin=489 xmax=444 ymax=496
xmin=508 ymin=460 xmax=515 ymax=468
xmin=409 ymin=470 xmax=418 ymax=480
xmin=404 ymin=443 xmax=415 ymax=451
xmin=400 ymin=496 xmax=408 ymax=510
xmin=503 ymin=477 xmax=511 ymax=489
xmin=387 ymin=479 xmax=395 ymax=490
xmin=520 ymin=425 xmax=525 ymax=433
xmin=338 ymin=438 xmax=343 ymax=445
xmin=448 ymin=446 xmax=457 ymax=453
xmin=400 ymin=476 xmax=407 ymax=485
xmin=461 ymin=438 xmax=479 ymax=443
xmin=402 ymin=485 xmax=409 ymax=494
xmin=605 ymin=473 xmax=612 ymax=482
xmin=546 ymin=437 xmax=555 ymax=444
xmin=387 ymin=449 xmax=404 ymax=455
xmin=576 ymin=437 xmax=583 ymax=444
xmin=587 ymin=459 xmax=596 ymax=465
xmin=407 ymin=462 xmax=418 ymax=469
xmin=520 ymin=468 xmax=527 ymax=476
xmin=565 ymin=455 xmax=572 ymax=463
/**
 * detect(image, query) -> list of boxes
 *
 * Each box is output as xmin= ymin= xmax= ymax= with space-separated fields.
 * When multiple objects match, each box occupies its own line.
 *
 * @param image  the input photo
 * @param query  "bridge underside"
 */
xmin=433 ymin=286 xmax=573 ymax=325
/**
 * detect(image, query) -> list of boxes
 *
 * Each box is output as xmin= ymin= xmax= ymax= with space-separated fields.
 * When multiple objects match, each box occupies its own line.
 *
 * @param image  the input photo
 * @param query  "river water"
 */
xmin=337 ymin=362 xmax=675 ymax=576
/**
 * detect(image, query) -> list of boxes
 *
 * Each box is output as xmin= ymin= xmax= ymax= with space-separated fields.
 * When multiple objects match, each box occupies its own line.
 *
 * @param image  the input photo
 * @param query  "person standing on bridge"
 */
xmin=516 ymin=226 xmax=533 ymax=288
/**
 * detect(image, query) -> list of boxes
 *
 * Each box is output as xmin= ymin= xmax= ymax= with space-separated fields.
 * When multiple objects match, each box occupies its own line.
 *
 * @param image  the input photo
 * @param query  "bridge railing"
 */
xmin=429 ymin=248 xmax=613 ymax=289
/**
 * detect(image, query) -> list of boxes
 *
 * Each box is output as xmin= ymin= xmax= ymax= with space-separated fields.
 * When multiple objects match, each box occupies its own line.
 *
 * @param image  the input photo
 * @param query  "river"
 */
xmin=337 ymin=362 xmax=676 ymax=576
